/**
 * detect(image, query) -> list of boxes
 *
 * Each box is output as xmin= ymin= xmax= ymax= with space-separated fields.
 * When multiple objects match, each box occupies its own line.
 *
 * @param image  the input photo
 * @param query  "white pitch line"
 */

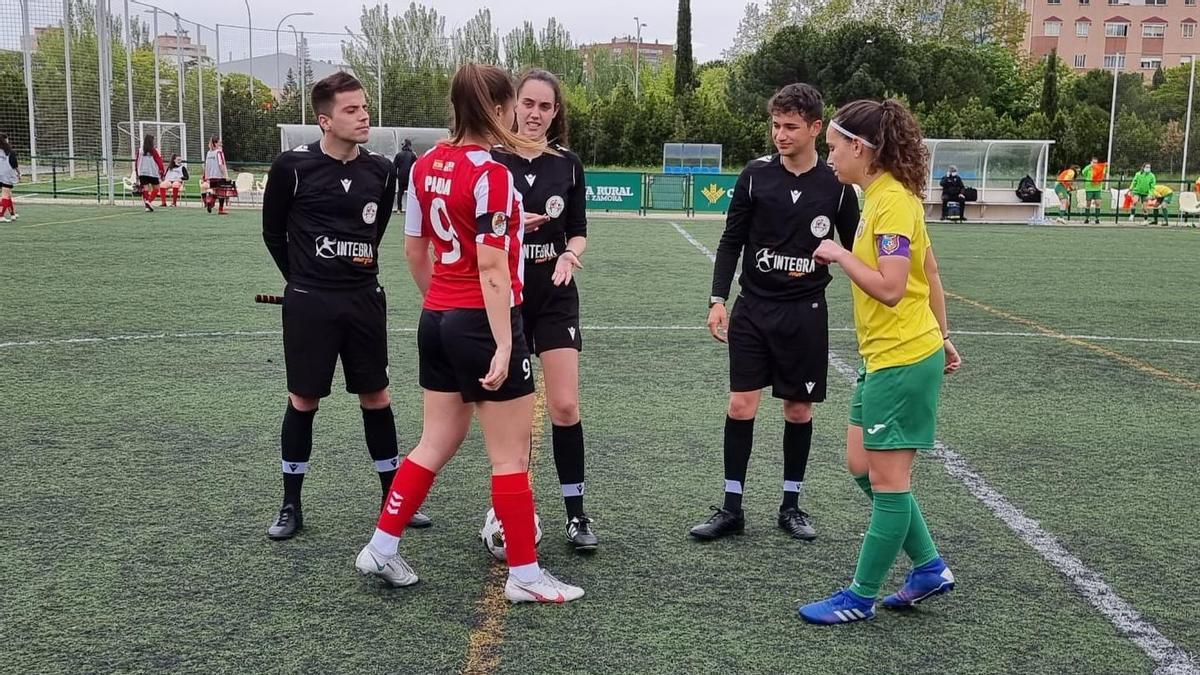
xmin=671 ymin=220 xmax=1199 ymax=674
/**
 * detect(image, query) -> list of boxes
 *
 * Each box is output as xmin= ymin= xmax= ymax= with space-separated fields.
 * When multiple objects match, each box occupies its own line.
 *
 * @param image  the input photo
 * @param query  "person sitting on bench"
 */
xmin=940 ymin=166 xmax=967 ymax=221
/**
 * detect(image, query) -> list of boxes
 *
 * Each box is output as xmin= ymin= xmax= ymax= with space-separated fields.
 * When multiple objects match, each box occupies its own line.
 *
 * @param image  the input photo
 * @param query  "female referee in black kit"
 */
xmin=492 ymin=69 xmax=596 ymax=552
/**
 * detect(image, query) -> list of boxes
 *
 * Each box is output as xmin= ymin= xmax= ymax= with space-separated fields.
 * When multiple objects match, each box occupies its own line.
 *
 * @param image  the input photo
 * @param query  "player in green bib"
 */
xmin=797 ymin=98 xmax=963 ymax=625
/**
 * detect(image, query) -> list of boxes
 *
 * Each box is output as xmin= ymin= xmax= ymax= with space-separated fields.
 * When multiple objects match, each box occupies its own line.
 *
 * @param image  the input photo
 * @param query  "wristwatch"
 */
xmin=709 ymin=295 xmax=726 ymax=308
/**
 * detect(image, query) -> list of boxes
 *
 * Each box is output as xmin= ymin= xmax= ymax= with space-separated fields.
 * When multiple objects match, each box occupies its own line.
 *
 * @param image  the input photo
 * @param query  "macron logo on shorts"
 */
xmin=866 ymin=423 xmax=887 ymax=435
xmin=805 ymin=382 xmax=815 ymax=394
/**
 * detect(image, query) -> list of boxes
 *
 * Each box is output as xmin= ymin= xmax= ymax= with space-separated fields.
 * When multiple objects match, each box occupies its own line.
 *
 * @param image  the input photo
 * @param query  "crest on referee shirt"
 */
xmin=362 ymin=202 xmax=378 ymax=225
xmin=810 ymin=215 xmax=831 ymax=238
xmin=491 ymin=211 xmax=508 ymax=236
xmin=546 ymin=195 xmax=565 ymax=219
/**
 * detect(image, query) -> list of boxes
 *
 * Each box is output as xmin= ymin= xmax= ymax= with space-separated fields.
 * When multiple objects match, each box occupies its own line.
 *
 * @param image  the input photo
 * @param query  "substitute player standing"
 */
xmin=492 ymin=69 xmax=597 ymax=551
xmin=261 ymin=72 xmax=429 ymax=540
xmin=690 ymin=83 xmax=859 ymax=542
xmin=0 ymin=134 xmax=20 ymax=222
xmin=354 ymin=62 xmax=583 ymax=604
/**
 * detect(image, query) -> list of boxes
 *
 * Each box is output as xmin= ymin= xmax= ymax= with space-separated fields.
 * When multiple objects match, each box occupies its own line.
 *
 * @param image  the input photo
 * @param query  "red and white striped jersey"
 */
xmin=405 ymin=143 xmax=525 ymax=311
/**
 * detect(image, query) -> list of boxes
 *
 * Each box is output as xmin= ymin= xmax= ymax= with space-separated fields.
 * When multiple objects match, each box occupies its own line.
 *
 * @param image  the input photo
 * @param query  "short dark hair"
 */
xmin=767 ymin=83 xmax=824 ymax=124
xmin=311 ymin=72 xmax=364 ymax=118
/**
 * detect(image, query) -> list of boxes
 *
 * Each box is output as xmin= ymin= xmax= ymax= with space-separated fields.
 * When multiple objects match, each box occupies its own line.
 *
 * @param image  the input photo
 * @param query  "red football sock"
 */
xmin=1 ymin=198 xmax=11 ymax=216
xmin=375 ymin=458 xmax=436 ymax=537
xmin=171 ymin=186 xmax=180 ymax=205
xmin=492 ymin=472 xmax=538 ymax=567
xmin=158 ymin=186 xmax=167 ymax=205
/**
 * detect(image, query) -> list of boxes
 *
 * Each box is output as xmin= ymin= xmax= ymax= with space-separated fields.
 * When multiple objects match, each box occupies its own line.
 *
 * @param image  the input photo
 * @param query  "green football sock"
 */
xmin=850 ymin=477 xmax=939 ymax=567
xmin=849 ymin=491 xmax=912 ymax=598
xmin=904 ymin=494 xmax=940 ymax=568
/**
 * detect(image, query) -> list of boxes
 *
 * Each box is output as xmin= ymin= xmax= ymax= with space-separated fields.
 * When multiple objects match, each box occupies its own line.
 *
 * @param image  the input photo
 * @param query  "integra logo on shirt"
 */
xmin=314 ymin=235 xmax=375 ymax=265
xmin=755 ymin=248 xmax=816 ymax=277
xmin=523 ymin=242 xmax=558 ymax=263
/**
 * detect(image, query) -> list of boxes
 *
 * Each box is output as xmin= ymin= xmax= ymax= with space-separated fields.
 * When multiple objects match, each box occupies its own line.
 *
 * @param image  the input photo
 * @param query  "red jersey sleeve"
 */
xmin=472 ymin=163 xmax=520 ymax=251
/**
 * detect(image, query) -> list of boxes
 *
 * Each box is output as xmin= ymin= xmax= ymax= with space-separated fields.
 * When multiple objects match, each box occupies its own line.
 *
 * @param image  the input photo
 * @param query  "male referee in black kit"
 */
xmin=261 ymin=72 xmax=429 ymax=539
xmin=689 ymin=83 xmax=859 ymax=542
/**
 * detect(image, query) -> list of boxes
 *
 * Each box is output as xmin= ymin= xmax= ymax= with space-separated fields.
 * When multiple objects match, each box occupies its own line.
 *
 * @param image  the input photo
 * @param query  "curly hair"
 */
xmin=767 ymin=83 xmax=824 ymax=124
xmin=832 ymin=98 xmax=929 ymax=198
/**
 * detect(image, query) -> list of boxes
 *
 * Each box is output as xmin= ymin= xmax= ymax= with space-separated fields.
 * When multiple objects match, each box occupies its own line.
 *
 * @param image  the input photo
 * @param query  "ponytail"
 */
xmin=447 ymin=63 xmax=548 ymax=156
xmin=832 ymin=98 xmax=929 ymax=198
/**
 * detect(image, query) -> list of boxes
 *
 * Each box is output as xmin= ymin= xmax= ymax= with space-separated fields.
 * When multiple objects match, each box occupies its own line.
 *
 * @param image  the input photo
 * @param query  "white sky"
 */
xmin=119 ymin=0 xmax=749 ymax=64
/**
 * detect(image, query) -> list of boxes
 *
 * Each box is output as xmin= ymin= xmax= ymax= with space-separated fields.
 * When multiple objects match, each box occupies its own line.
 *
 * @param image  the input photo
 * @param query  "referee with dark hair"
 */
xmin=690 ymin=83 xmax=859 ymax=542
xmin=261 ymin=71 xmax=430 ymax=539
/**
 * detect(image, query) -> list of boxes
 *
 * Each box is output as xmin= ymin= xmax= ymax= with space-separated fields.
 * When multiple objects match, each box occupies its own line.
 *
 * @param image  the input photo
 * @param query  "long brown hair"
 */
xmin=142 ymin=134 xmax=155 ymax=156
xmin=447 ymin=62 xmax=545 ymax=155
xmin=832 ymin=99 xmax=929 ymax=198
xmin=516 ymin=68 xmax=569 ymax=146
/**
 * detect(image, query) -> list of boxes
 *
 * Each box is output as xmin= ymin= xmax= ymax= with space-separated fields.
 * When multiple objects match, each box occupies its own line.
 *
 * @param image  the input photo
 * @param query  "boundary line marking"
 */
xmin=670 ymin=220 xmax=1199 ymax=674
xmin=946 ymin=290 xmax=1200 ymax=392
xmin=461 ymin=372 xmax=547 ymax=674
xmin=20 ymin=211 xmax=128 ymax=228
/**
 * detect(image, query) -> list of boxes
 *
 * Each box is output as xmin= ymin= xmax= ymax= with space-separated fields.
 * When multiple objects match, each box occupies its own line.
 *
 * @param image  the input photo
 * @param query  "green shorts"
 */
xmin=849 ymin=348 xmax=945 ymax=451
xmin=1086 ymin=190 xmax=1103 ymax=202
xmin=1054 ymin=184 xmax=1070 ymax=199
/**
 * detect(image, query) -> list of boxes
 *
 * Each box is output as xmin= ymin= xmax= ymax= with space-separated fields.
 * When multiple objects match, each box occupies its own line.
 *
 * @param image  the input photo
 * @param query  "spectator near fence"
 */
xmin=0 ymin=133 xmax=19 ymax=222
xmin=939 ymin=166 xmax=966 ymax=222
xmin=391 ymin=139 xmax=416 ymax=213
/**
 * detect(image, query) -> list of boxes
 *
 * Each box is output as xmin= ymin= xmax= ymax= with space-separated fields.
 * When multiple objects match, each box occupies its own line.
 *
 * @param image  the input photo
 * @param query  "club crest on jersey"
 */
xmin=810 ymin=215 xmax=831 ymax=238
xmin=491 ymin=211 xmax=508 ymax=236
xmin=855 ymin=219 xmax=866 ymax=239
xmin=362 ymin=201 xmax=378 ymax=225
xmin=545 ymin=195 xmax=565 ymax=218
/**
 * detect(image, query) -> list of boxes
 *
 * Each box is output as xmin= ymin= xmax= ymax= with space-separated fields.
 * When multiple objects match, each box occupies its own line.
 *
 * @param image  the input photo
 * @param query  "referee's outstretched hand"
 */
xmin=523 ymin=212 xmax=551 ymax=232
xmin=480 ymin=347 xmax=511 ymax=391
xmin=707 ymin=304 xmax=729 ymax=343
xmin=552 ymin=252 xmax=581 ymax=287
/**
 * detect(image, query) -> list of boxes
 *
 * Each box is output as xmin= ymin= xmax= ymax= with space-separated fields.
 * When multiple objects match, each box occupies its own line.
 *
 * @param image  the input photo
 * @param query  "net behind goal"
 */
xmin=119 ymin=121 xmax=189 ymax=165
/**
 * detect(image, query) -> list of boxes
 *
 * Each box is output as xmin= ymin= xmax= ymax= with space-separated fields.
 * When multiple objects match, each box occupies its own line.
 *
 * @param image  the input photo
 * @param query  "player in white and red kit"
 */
xmin=354 ymin=62 xmax=584 ymax=604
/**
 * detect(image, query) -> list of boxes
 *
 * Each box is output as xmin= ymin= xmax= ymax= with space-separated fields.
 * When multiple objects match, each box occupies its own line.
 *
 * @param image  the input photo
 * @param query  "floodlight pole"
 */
xmin=175 ymin=13 xmax=185 ymax=160
xmin=633 ymin=17 xmax=644 ymax=103
xmin=153 ymin=7 xmax=162 ymax=131
xmin=196 ymin=20 xmax=205 ymax=159
xmin=1105 ymin=54 xmax=1120 ymax=171
xmin=64 ymin=0 xmax=76 ymax=176
xmin=124 ymin=0 xmax=136 ymax=160
xmin=19 ymin=0 xmax=38 ymax=179
xmin=244 ymin=0 xmax=253 ymax=100
xmin=1181 ymin=56 xmax=1196 ymax=187
xmin=215 ymin=24 xmax=223 ymax=141
xmin=288 ymin=25 xmax=304 ymax=124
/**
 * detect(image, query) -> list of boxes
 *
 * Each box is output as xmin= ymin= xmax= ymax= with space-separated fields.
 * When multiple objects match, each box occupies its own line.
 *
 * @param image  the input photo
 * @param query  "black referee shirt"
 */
xmin=492 ymin=144 xmax=587 ymax=269
xmin=262 ymin=140 xmax=396 ymax=289
xmin=712 ymin=154 xmax=859 ymax=302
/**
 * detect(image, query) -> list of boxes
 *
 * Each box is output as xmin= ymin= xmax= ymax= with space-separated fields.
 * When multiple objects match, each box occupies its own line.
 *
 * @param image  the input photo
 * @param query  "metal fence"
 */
xmin=0 ymin=0 xmax=390 ymax=202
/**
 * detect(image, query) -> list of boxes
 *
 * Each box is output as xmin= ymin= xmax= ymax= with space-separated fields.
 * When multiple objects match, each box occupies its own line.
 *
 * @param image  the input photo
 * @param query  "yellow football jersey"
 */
xmin=850 ymin=172 xmax=943 ymax=372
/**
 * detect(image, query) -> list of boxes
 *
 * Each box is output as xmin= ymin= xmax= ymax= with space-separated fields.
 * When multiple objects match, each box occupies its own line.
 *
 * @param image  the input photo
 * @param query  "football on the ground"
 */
xmin=480 ymin=507 xmax=543 ymax=561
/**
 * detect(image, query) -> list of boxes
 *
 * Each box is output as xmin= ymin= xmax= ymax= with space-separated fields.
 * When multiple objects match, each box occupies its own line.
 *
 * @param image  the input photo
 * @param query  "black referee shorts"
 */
xmin=282 ymin=283 xmax=389 ymax=398
xmin=728 ymin=292 xmax=829 ymax=402
xmin=418 ymin=306 xmax=535 ymax=403
xmin=521 ymin=268 xmax=582 ymax=356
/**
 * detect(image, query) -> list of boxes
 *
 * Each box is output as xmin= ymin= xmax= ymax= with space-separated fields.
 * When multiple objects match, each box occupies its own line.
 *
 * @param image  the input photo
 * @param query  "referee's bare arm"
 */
xmin=711 ymin=169 xmax=752 ymax=301
xmin=262 ymin=157 xmax=294 ymax=280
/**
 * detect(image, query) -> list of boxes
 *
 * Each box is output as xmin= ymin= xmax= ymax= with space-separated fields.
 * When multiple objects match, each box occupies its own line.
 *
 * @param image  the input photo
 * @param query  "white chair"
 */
xmin=234 ymin=172 xmax=255 ymax=204
xmin=1178 ymin=191 xmax=1200 ymax=224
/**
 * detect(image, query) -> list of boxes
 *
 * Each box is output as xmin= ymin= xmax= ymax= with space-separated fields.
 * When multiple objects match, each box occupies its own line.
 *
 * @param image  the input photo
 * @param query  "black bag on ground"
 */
xmin=1016 ymin=175 xmax=1041 ymax=203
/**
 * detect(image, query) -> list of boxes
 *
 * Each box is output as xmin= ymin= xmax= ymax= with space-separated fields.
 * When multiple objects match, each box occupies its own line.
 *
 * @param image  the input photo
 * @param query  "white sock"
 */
xmin=509 ymin=562 xmax=541 ymax=583
xmin=369 ymin=528 xmax=400 ymax=557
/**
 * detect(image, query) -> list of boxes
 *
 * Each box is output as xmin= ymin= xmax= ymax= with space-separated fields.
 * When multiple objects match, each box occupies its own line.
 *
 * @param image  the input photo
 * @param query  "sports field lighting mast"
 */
xmin=244 ymin=0 xmax=253 ymax=99
xmin=1181 ymin=56 xmax=1196 ymax=188
xmin=276 ymin=12 xmax=312 ymax=94
xmin=1105 ymin=53 xmax=1120 ymax=174
xmin=633 ymin=16 xmax=646 ymax=102
xmin=288 ymin=25 xmax=306 ymax=124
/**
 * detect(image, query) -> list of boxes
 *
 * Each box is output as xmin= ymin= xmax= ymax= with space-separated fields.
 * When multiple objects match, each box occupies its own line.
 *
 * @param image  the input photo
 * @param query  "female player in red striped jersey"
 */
xmin=492 ymin=69 xmax=596 ymax=551
xmin=354 ymin=63 xmax=584 ymax=604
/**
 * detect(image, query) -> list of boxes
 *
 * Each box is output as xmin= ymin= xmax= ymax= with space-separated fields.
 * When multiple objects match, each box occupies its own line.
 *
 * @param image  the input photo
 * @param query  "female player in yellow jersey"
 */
xmin=798 ymin=99 xmax=962 ymax=624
